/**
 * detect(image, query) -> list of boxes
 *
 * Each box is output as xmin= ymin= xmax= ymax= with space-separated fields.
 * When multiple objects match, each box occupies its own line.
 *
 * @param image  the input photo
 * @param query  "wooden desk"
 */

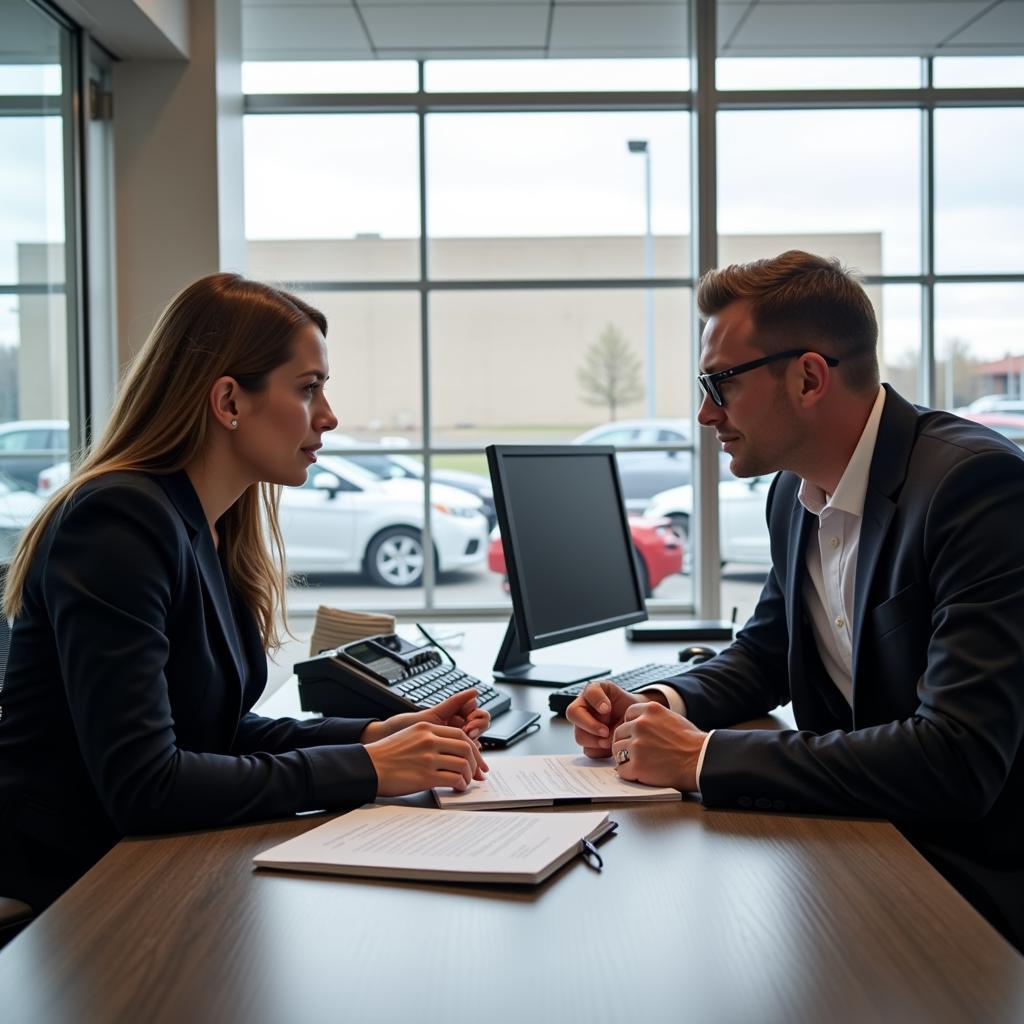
xmin=2 ymin=624 xmax=1022 ymax=1023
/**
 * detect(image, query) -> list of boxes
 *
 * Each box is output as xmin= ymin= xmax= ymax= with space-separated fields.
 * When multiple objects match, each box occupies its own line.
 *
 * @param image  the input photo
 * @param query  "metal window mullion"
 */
xmin=244 ymin=90 xmax=692 ymax=116
xmin=715 ymin=86 xmax=1024 ymax=111
xmin=418 ymin=62 xmax=436 ymax=607
xmin=921 ymin=65 xmax=937 ymax=408
xmin=60 ymin=24 xmax=87 ymax=461
xmin=691 ymin=0 xmax=720 ymax=620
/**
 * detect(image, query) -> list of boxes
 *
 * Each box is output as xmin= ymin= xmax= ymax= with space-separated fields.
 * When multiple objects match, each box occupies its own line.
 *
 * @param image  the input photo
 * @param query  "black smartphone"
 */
xmin=479 ymin=709 xmax=541 ymax=749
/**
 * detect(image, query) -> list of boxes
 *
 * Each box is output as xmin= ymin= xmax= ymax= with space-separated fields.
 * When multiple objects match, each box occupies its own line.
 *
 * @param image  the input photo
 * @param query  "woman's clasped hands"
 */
xmin=361 ymin=689 xmax=490 ymax=797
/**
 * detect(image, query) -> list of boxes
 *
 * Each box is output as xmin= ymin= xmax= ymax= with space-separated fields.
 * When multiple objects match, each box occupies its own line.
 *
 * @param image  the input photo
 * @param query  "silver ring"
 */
xmin=615 ymin=748 xmax=630 ymax=765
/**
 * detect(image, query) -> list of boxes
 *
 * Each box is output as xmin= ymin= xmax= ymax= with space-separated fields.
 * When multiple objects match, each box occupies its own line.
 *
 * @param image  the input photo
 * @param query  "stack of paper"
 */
xmin=254 ymin=804 xmax=612 ymax=885
xmin=433 ymin=754 xmax=683 ymax=809
xmin=309 ymin=606 xmax=396 ymax=656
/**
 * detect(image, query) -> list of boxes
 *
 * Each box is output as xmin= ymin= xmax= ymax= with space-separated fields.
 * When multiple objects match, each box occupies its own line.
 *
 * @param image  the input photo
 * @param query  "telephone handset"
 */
xmin=296 ymin=633 xmax=511 ymax=721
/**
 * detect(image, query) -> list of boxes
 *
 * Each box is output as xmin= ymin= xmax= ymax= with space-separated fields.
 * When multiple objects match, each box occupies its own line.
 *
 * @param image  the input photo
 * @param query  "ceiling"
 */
xmin=241 ymin=0 xmax=1024 ymax=61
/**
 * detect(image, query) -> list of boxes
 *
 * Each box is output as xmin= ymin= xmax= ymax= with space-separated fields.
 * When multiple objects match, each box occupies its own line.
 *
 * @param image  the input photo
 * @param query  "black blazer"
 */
xmin=0 ymin=470 xmax=377 ymax=908
xmin=666 ymin=386 xmax=1024 ymax=947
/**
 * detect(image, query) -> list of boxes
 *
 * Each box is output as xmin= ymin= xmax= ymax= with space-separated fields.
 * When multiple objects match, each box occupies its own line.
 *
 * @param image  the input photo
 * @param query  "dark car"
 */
xmin=573 ymin=419 xmax=693 ymax=513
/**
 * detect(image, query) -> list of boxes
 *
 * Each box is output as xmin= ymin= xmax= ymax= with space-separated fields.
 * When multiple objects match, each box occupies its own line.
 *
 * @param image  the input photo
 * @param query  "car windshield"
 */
xmin=315 ymin=454 xmax=385 ymax=488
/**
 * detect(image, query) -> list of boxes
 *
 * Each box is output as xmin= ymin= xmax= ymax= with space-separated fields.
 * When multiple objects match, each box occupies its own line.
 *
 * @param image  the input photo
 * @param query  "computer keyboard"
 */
xmin=548 ymin=662 xmax=683 ymax=716
xmin=393 ymin=665 xmax=510 ymax=716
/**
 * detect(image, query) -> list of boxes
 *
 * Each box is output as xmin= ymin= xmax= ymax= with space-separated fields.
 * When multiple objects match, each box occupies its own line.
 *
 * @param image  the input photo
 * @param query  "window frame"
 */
xmin=243 ymin=0 xmax=1024 ymax=618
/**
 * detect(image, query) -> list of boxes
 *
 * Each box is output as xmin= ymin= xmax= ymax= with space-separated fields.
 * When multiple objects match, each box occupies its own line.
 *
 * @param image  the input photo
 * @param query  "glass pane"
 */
xmin=279 ymin=452 xmax=425 ymax=609
xmin=279 ymin=287 xmax=423 ymax=609
xmin=879 ymin=285 xmax=922 ymax=405
xmin=425 ymin=58 xmax=690 ymax=93
xmin=242 ymin=61 xmax=418 ymax=94
xmin=430 ymin=287 xmax=693 ymax=450
xmin=288 ymin=290 xmax=421 ymax=447
xmin=716 ymin=58 xmax=921 ymax=90
xmin=426 ymin=112 xmax=691 ymax=279
xmin=933 ymin=57 xmax=1024 ymax=88
xmin=244 ymin=114 xmax=421 ymax=281
xmin=935 ymin=109 xmax=1024 ymax=275
xmin=718 ymin=110 xmax=921 ymax=275
xmin=425 ymin=453 xmax=499 ymax=607
xmin=935 ymin=285 xmax=1024 ymax=421
xmin=431 ymin=284 xmax=693 ymax=609
xmin=0 ymin=0 xmax=71 ymax=531
xmin=0 ymin=64 xmax=61 ymax=94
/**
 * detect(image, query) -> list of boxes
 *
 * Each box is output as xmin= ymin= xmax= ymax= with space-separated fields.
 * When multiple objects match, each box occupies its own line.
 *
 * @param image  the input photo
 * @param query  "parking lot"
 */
xmin=286 ymin=563 xmax=769 ymax=624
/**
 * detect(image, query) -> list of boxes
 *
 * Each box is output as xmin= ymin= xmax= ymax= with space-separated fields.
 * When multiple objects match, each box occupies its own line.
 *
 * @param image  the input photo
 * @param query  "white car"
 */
xmin=644 ymin=472 xmax=774 ymax=568
xmin=281 ymin=455 xmax=488 ymax=586
xmin=37 ymin=454 xmax=489 ymax=587
xmin=0 ymin=418 xmax=68 ymax=491
xmin=0 ymin=470 xmax=45 ymax=559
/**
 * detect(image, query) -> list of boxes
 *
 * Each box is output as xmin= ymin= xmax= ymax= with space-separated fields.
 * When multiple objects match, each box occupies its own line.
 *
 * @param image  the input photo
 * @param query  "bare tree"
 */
xmin=577 ymin=323 xmax=644 ymax=421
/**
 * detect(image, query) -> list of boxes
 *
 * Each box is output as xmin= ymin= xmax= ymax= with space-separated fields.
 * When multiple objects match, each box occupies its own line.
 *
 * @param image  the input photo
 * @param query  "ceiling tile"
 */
xmin=943 ymin=1 xmax=1024 ymax=48
xmin=360 ymin=3 xmax=549 ymax=49
xmin=550 ymin=3 xmax=688 ymax=53
xmin=243 ymin=6 xmax=372 ymax=59
xmin=727 ymin=2 xmax=992 ymax=54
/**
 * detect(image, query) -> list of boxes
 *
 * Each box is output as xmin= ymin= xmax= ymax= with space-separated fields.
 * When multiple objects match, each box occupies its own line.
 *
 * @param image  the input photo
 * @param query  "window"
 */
xmin=242 ymin=17 xmax=1024 ymax=619
xmin=0 ymin=0 xmax=76 ymax=515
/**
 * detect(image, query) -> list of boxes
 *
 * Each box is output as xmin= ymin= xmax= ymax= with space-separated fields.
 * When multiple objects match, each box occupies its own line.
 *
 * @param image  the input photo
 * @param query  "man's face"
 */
xmin=697 ymin=300 xmax=802 ymax=478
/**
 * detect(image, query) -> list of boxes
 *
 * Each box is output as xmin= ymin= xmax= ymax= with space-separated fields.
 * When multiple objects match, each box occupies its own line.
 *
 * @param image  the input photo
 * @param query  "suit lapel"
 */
xmin=850 ymin=385 xmax=919 ymax=689
xmin=157 ymin=472 xmax=247 ymax=694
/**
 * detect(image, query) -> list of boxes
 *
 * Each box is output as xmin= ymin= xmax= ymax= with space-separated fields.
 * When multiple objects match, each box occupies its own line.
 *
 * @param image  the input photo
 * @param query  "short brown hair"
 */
xmin=697 ymin=250 xmax=879 ymax=393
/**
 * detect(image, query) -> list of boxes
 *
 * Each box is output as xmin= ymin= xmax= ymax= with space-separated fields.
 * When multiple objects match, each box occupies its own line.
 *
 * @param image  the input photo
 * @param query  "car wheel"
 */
xmin=633 ymin=547 xmax=652 ymax=598
xmin=365 ymin=527 xmax=430 ymax=587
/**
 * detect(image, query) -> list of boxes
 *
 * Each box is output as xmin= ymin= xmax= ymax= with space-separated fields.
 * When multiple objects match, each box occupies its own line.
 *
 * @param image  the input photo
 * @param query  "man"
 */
xmin=568 ymin=250 xmax=1024 ymax=949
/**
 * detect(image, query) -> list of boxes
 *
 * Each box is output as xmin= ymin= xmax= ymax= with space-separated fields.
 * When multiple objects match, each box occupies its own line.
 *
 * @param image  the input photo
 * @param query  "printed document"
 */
xmin=254 ymin=803 xmax=611 ymax=885
xmin=433 ymin=754 xmax=682 ymax=809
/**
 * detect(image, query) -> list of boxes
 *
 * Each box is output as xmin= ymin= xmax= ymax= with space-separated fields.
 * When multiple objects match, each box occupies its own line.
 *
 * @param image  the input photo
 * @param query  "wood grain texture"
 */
xmin=2 ymin=627 xmax=1022 ymax=1023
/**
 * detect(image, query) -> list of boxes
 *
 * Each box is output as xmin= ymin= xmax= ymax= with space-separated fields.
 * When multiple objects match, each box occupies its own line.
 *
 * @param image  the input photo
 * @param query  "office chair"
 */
xmin=0 ymin=561 xmax=34 ymax=948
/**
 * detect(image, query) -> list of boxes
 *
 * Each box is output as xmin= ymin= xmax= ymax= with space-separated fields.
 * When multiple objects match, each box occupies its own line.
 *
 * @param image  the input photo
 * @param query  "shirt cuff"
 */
xmin=694 ymin=729 xmax=715 ymax=796
xmin=642 ymin=684 xmax=686 ymax=716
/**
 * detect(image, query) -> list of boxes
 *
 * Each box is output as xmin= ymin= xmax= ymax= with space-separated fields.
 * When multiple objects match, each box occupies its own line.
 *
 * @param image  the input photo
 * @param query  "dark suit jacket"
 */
xmin=0 ymin=470 xmax=378 ymax=909
xmin=665 ymin=386 xmax=1024 ymax=947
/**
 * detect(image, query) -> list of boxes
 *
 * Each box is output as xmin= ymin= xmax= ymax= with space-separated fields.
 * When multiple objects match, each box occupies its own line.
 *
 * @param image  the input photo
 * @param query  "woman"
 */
xmin=0 ymin=273 xmax=489 ymax=911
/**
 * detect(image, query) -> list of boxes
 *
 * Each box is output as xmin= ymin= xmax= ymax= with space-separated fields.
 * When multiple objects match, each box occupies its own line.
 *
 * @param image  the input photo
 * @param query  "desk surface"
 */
xmin=2 ymin=624 xmax=1022 ymax=1023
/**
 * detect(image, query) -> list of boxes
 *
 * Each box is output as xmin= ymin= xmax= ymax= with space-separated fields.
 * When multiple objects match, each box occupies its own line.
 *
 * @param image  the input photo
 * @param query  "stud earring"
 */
xmin=230 ymin=419 xmax=238 ymax=429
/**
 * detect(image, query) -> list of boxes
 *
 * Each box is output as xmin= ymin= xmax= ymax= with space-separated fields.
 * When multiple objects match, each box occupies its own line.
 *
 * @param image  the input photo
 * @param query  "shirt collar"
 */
xmin=798 ymin=386 xmax=886 ymax=518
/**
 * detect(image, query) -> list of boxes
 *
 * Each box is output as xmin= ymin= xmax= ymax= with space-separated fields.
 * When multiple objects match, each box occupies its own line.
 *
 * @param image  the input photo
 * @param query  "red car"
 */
xmin=964 ymin=412 xmax=1024 ymax=446
xmin=488 ymin=515 xmax=683 ymax=598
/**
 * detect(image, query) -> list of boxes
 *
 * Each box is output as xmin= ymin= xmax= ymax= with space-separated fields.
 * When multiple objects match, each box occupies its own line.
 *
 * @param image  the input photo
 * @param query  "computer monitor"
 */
xmin=486 ymin=444 xmax=648 ymax=685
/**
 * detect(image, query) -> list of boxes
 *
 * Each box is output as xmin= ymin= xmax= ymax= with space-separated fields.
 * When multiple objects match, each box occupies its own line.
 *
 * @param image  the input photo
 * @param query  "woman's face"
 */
xmin=233 ymin=322 xmax=338 ymax=487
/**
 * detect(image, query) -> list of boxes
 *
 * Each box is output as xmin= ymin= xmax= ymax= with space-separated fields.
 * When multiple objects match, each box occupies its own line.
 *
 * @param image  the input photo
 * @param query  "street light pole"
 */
xmin=628 ymin=139 xmax=655 ymax=418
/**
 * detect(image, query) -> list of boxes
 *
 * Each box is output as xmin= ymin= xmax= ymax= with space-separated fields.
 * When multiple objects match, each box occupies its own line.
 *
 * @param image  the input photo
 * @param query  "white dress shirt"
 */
xmin=645 ymin=386 xmax=887 ymax=791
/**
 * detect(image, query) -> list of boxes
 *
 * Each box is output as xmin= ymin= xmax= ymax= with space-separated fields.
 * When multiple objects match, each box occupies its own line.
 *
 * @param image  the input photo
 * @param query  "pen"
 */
xmin=578 ymin=819 xmax=618 ymax=871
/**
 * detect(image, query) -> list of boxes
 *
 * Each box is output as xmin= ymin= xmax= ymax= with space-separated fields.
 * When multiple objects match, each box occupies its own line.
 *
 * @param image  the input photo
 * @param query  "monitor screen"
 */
xmin=487 ymin=445 xmax=647 ymax=651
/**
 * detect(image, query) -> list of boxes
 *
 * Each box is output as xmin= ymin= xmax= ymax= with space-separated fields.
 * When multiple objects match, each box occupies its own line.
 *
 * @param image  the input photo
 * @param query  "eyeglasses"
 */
xmin=697 ymin=349 xmax=840 ymax=408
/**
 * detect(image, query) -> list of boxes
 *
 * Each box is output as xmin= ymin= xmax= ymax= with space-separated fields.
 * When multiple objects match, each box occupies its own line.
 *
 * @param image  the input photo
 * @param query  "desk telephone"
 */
xmin=296 ymin=633 xmax=512 ymax=721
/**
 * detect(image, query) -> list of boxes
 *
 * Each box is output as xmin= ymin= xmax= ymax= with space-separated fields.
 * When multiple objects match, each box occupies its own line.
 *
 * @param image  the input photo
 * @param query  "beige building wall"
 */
xmin=247 ymin=232 xmax=882 ymax=439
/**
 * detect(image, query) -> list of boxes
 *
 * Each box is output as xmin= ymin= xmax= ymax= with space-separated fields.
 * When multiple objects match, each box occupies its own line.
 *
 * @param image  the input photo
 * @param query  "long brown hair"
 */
xmin=3 ymin=273 xmax=326 ymax=652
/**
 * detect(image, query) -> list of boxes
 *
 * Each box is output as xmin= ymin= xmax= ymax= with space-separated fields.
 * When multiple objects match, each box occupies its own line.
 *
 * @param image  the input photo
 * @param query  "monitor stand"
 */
xmin=492 ymin=617 xmax=609 ymax=687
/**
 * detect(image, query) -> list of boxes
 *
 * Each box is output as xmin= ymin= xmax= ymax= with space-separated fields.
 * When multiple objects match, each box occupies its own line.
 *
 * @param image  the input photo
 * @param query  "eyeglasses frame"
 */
xmin=697 ymin=348 xmax=841 ymax=407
